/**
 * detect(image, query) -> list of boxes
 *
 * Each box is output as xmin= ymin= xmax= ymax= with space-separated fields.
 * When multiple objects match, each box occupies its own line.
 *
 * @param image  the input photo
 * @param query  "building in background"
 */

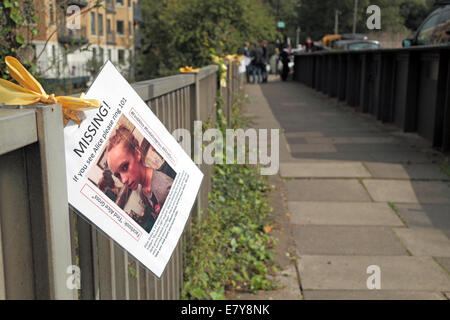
xmin=30 ymin=0 xmax=142 ymax=88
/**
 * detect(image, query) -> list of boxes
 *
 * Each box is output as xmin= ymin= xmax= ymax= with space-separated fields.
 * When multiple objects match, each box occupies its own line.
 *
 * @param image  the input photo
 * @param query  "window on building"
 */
xmin=52 ymin=45 xmax=56 ymax=63
xmin=98 ymin=14 xmax=103 ymax=36
xmin=107 ymin=19 xmax=111 ymax=33
xmin=118 ymin=49 xmax=125 ymax=64
xmin=117 ymin=20 xmax=124 ymax=35
xmin=24 ymin=1 xmax=34 ymax=24
xmin=91 ymin=12 xmax=96 ymax=35
xmin=49 ymin=4 xmax=54 ymax=25
xmin=128 ymin=0 xmax=131 ymax=7
xmin=116 ymin=0 xmax=124 ymax=6
xmin=128 ymin=21 xmax=132 ymax=36
xmin=99 ymin=48 xmax=104 ymax=64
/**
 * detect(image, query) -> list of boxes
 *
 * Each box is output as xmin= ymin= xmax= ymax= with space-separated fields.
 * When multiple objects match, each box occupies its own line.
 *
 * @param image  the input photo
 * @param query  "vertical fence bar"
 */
xmin=96 ymin=232 xmax=114 ymax=299
xmin=113 ymin=245 xmax=126 ymax=300
xmin=0 ymin=148 xmax=35 ymax=299
xmin=0 ymin=218 xmax=5 ymax=299
xmin=442 ymin=49 xmax=450 ymax=152
xmin=77 ymin=215 xmax=96 ymax=300
xmin=359 ymin=54 xmax=369 ymax=112
xmin=432 ymin=49 xmax=450 ymax=148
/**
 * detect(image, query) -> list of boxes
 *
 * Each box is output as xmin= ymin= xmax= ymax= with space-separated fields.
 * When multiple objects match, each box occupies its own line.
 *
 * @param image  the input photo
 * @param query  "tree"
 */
xmin=294 ymin=0 xmax=411 ymax=42
xmin=400 ymin=0 xmax=435 ymax=31
xmin=136 ymin=0 xmax=277 ymax=80
xmin=0 ymin=0 xmax=38 ymax=79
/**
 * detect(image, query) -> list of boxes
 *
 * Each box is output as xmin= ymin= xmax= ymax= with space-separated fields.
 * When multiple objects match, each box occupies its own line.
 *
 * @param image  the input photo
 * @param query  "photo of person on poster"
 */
xmin=87 ymin=115 xmax=176 ymax=234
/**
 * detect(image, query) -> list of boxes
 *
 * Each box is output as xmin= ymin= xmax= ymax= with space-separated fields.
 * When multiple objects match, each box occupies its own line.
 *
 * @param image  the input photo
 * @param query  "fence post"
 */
xmin=27 ymin=103 xmax=76 ymax=299
xmin=188 ymin=72 xmax=202 ymax=218
xmin=227 ymin=61 xmax=232 ymax=125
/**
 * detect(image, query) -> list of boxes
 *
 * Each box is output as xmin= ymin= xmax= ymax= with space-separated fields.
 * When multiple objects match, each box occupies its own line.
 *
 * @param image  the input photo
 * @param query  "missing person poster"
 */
xmin=64 ymin=61 xmax=203 ymax=278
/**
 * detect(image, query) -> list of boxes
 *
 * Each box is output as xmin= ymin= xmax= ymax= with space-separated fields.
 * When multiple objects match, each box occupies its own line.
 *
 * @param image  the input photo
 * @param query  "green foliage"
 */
xmin=137 ymin=0 xmax=277 ymax=79
xmin=265 ymin=0 xmax=436 ymax=43
xmin=441 ymin=158 xmax=450 ymax=178
xmin=182 ymin=91 xmax=276 ymax=300
xmin=0 ymin=0 xmax=38 ymax=79
xmin=400 ymin=0 xmax=436 ymax=31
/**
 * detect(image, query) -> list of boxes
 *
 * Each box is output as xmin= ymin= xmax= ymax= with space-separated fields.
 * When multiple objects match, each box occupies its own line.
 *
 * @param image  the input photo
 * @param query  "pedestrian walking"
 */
xmin=279 ymin=44 xmax=292 ymax=81
xmin=250 ymin=41 xmax=264 ymax=84
xmin=261 ymin=40 xmax=269 ymax=83
xmin=242 ymin=41 xmax=252 ymax=83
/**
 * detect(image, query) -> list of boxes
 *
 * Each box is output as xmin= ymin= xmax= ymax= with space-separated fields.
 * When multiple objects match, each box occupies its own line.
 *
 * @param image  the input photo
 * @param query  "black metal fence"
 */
xmin=293 ymin=45 xmax=450 ymax=152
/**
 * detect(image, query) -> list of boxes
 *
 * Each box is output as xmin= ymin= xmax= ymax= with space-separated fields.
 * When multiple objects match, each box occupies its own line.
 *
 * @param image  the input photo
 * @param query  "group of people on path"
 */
xmin=242 ymin=36 xmax=317 ymax=84
xmin=242 ymin=40 xmax=270 ymax=84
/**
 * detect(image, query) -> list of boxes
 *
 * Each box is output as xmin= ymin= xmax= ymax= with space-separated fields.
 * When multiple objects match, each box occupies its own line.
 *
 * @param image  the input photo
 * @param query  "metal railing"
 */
xmin=0 ymin=63 xmax=243 ymax=299
xmin=293 ymin=45 xmax=450 ymax=152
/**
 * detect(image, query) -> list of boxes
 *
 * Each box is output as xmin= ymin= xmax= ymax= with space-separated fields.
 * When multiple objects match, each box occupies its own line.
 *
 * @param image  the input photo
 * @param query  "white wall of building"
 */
xmin=35 ymin=41 xmax=134 ymax=80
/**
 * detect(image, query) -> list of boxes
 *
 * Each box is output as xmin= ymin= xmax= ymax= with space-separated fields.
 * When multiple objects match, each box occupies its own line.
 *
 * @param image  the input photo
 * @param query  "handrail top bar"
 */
xmin=0 ymin=107 xmax=35 ymax=120
xmin=197 ymin=65 xmax=219 ymax=81
xmin=295 ymin=44 xmax=450 ymax=56
xmin=132 ymin=64 xmax=218 ymax=101
xmin=0 ymin=106 xmax=38 ymax=155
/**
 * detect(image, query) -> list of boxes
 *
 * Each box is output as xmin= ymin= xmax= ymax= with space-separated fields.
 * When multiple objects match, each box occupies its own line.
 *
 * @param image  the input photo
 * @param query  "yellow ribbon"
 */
xmin=179 ymin=66 xmax=200 ymax=73
xmin=0 ymin=56 xmax=100 ymax=125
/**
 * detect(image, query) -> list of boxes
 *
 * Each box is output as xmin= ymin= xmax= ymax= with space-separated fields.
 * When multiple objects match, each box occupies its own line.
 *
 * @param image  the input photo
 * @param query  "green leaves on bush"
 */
xmin=182 ymin=93 xmax=275 ymax=300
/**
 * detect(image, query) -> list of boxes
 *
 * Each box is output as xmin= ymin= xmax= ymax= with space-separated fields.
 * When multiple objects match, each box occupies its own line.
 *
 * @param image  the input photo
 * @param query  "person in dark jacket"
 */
xmin=279 ymin=44 xmax=291 ymax=81
xmin=261 ymin=40 xmax=269 ymax=83
xmin=250 ymin=41 xmax=264 ymax=84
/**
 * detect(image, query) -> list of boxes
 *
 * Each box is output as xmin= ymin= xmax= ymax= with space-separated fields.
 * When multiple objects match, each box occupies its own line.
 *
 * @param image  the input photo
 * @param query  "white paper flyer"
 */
xmin=63 ymin=61 xmax=203 ymax=278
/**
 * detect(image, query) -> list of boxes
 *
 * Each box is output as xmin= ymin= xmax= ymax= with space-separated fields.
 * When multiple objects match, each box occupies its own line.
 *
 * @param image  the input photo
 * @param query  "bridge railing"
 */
xmin=294 ymin=45 xmax=450 ymax=152
xmin=0 ymin=63 xmax=243 ymax=299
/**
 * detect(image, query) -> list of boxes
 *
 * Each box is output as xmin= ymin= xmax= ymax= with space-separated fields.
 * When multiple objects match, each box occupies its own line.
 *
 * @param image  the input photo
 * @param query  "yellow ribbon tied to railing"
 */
xmin=0 ymin=56 xmax=100 ymax=125
xmin=179 ymin=66 xmax=200 ymax=73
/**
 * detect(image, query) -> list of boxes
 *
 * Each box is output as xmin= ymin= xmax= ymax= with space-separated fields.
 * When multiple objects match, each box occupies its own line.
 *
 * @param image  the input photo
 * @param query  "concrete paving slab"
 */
xmin=364 ymin=162 xmax=450 ymax=180
xmin=280 ymin=162 xmax=371 ymax=178
xmin=292 ymin=152 xmax=376 ymax=162
xmin=293 ymin=226 xmax=408 ymax=256
xmin=305 ymin=137 xmax=399 ymax=144
xmin=289 ymin=144 xmax=338 ymax=153
xmin=284 ymin=131 xmax=324 ymax=138
xmin=285 ymin=137 xmax=308 ymax=144
xmin=322 ymin=132 xmax=393 ymax=138
xmin=336 ymin=144 xmax=412 ymax=153
xmin=302 ymin=290 xmax=446 ymax=300
xmin=369 ymin=151 xmax=432 ymax=163
xmin=395 ymin=204 xmax=450 ymax=235
xmin=288 ymin=202 xmax=404 ymax=226
xmin=286 ymin=179 xmax=372 ymax=202
xmin=297 ymin=255 xmax=450 ymax=291
xmin=435 ymin=257 xmax=450 ymax=273
xmin=363 ymin=180 xmax=450 ymax=204
xmin=394 ymin=228 xmax=450 ymax=257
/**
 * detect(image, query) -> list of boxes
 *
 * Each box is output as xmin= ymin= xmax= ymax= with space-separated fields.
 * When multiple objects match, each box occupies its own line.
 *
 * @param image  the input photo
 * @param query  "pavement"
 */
xmin=238 ymin=75 xmax=450 ymax=300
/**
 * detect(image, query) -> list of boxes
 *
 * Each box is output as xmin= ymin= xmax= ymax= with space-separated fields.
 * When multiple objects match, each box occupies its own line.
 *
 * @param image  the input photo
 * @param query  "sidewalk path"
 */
xmin=244 ymin=76 xmax=450 ymax=300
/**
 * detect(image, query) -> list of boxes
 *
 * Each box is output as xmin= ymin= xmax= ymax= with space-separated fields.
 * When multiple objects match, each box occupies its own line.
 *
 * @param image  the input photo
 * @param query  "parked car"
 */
xmin=322 ymin=33 xmax=368 ymax=49
xmin=403 ymin=1 xmax=450 ymax=47
xmin=333 ymin=40 xmax=381 ymax=51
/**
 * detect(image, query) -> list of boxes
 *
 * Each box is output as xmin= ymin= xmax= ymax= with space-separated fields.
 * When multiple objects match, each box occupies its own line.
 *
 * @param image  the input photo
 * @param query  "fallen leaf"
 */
xmin=264 ymin=224 xmax=273 ymax=234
